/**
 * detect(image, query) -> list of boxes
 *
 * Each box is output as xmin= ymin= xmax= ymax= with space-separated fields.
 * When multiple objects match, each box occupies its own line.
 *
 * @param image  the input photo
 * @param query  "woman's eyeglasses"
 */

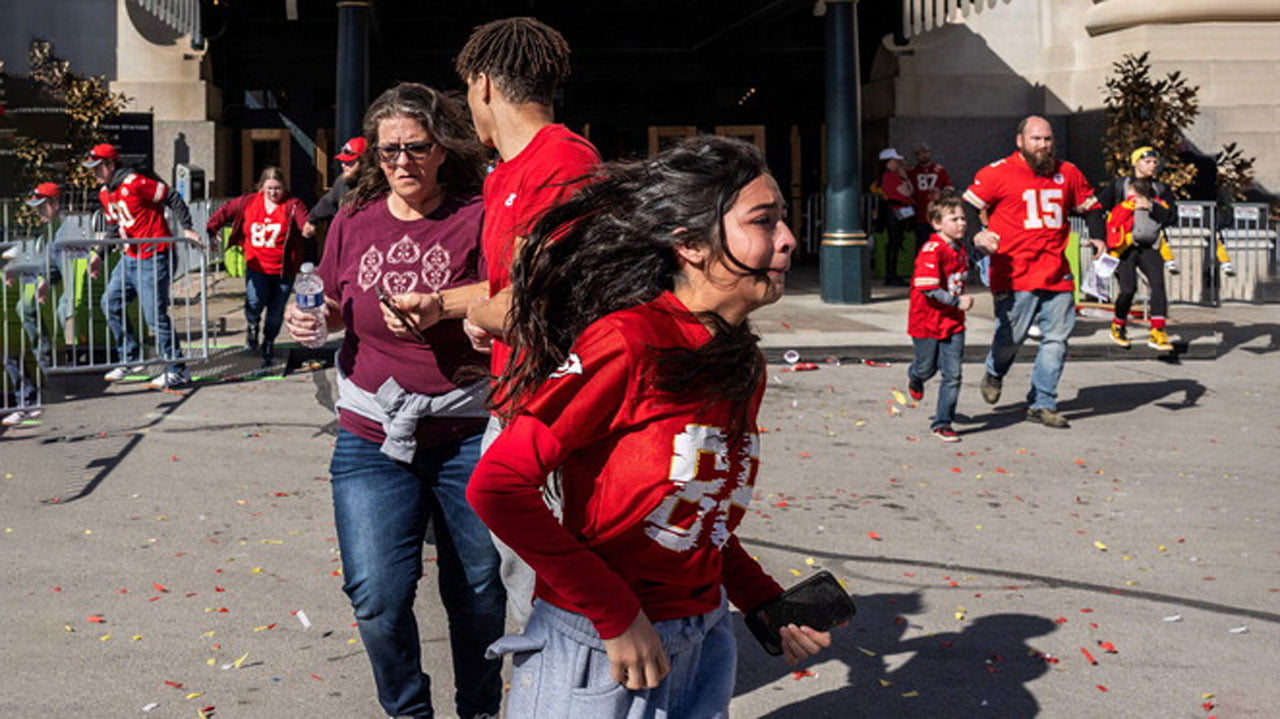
xmin=376 ymin=142 xmax=435 ymax=163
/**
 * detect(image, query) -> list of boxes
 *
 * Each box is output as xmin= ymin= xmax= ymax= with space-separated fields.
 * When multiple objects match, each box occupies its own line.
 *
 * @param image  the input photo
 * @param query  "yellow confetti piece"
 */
xmin=83 ymin=529 xmax=92 ymax=535
xmin=251 ymin=567 xmax=263 ymax=573
xmin=837 ymin=577 xmax=848 ymax=590
xmin=132 ymin=635 xmax=143 ymax=641
xmin=1125 ymin=580 xmax=1138 ymax=586
xmin=878 ymin=679 xmax=893 ymax=687
xmin=201 ymin=631 xmax=215 ymax=637
xmin=99 ymin=634 xmax=112 ymax=641
xmin=3 ymin=527 xmax=12 ymax=533
xmin=954 ymin=607 xmax=967 ymax=621
xmin=233 ymin=652 xmax=249 ymax=669
xmin=207 ymin=658 xmax=216 ymax=666
xmin=858 ymin=646 xmax=877 ymax=657
xmin=1157 ymin=544 xmax=1168 ymax=552
xmin=855 ymin=420 xmax=867 ymax=427
xmin=1094 ymin=541 xmax=1108 ymax=551
xmin=901 ymin=691 xmax=920 ymax=698
xmin=347 ymin=637 xmax=359 ymax=644
xmin=185 ymin=692 xmax=202 ymax=700
xmin=64 ymin=625 xmax=75 ymax=632
xmin=892 ymin=390 xmax=907 ymax=406
xmin=1122 ymin=555 xmax=1132 ymax=561
xmin=975 ymin=525 xmax=983 ymax=530
xmin=789 ymin=569 xmax=803 ymax=576
xmin=260 ymin=539 xmax=284 ymax=544
xmin=1202 ymin=693 xmax=1215 ymax=700
xmin=804 ymin=557 xmax=816 ymax=566
xmin=253 ymin=625 xmax=271 ymax=632
xmin=155 ymin=516 xmax=167 ymax=521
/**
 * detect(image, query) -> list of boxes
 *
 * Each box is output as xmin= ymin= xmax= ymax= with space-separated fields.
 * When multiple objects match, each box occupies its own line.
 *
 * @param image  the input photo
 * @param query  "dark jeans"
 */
xmin=884 ymin=211 xmax=908 ymax=281
xmin=244 ymin=269 xmax=292 ymax=346
xmin=1114 ymin=244 xmax=1168 ymax=321
xmin=910 ymin=332 xmax=965 ymax=430
xmin=330 ymin=428 xmax=505 ymax=718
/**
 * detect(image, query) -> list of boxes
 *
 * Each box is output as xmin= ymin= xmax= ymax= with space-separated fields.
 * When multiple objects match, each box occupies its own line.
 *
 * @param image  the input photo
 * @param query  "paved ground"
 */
xmin=1 ymin=268 xmax=1277 ymax=717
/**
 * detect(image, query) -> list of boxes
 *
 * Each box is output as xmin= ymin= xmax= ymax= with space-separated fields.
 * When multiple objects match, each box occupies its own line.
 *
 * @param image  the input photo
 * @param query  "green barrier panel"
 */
xmin=869 ymin=229 xmax=919 ymax=279
xmin=1067 ymin=231 xmax=1081 ymax=303
xmin=224 ymin=227 xmax=245 ymax=278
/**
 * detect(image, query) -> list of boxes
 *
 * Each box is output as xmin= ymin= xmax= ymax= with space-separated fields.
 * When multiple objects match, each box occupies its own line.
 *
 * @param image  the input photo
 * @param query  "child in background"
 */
xmin=1105 ymin=178 xmax=1174 ymax=351
xmin=907 ymin=194 xmax=972 ymax=442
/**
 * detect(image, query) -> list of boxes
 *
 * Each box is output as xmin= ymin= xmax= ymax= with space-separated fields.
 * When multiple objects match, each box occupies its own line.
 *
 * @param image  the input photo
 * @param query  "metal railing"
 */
xmin=1219 ymin=202 xmax=1277 ymax=304
xmin=129 ymin=0 xmax=204 ymax=49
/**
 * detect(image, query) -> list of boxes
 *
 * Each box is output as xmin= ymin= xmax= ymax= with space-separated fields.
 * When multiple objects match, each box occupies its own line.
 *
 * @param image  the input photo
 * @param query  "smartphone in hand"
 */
xmin=745 ymin=570 xmax=855 ymax=656
xmin=376 ymin=287 xmax=430 ymax=344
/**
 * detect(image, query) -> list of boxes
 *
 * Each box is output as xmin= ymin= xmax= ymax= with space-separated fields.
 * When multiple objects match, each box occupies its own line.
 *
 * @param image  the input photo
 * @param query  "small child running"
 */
xmin=907 ymin=194 xmax=972 ymax=442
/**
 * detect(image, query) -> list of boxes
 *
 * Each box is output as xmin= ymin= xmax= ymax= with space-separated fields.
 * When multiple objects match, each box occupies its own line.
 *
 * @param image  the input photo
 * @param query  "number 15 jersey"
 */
xmin=964 ymin=151 xmax=1098 ymax=293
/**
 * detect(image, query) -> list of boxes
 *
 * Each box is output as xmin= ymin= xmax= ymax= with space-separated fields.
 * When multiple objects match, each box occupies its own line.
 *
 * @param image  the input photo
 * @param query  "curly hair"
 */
xmin=454 ymin=17 xmax=571 ymax=105
xmin=343 ymin=83 xmax=486 ymax=213
xmin=491 ymin=135 xmax=774 ymax=423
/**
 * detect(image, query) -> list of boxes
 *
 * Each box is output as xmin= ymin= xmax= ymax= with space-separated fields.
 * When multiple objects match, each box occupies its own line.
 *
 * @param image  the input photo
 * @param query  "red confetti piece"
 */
xmin=790 ymin=669 xmax=817 ymax=679
xmin=1099 ymin=641 xmax=1117 ymax=653
xmin=950 ymin=467 xmax=961 ymax=473
xmin=1053 ymin=617 xmax=1068 ymax=624
xmin=1096 ymin=684 xmax=1108 ymax=692
xmin=148 ymin=596 xmax=161 ymax=602
xmin=51 ymin=587 xmax=62 ymax=592
xmin=1081 ymin=647 xmax=1098 ymax=665
xmin=117 ymin=589 xmax=128 ymax=594
xmin=310 ymin=674 xmax=323 ymax=681
xmin=995 ymin=467 xmax=1008 ymax=474
xmin=214 ymin=586 xmax=225 ymax=592
xmin=274 ymin=492 xmax=290 ymax=497
xmin=1080 ymin=608 xmax=1094 ymax=613
xmin=86 ymin=615 xmax=105 ymax=623
xmin=939 ymin=640 xmax=954 ymax=648
xmin=1075 ymin=459 xmax=1086 ymax=465
xmin=163 ymin=680 xmax=183 ymax=688
xmin=798 ymin=453 xmax=811 ymax=459
xmin=867 ymin=531 xmax=883 ymax=541
xmin=201 ymin=707 xmax=215 ymax=714
xmin=171 ymin=455 xmax=179 ymax=462
xmin=153 ymin=582 xmax=169 ymax=593
xmin=903 ymin=573 xmax=915 ymax=577
xmin=774 ymin=501 xmax=789 ymax=507
xmin=1202 ymin=702 xmax=1215 ymax=711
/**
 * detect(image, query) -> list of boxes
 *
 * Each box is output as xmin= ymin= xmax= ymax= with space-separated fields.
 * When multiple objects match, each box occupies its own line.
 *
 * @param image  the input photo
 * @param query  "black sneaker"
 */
xmin=980 ymin=373 xmax=1002 ymax=404
xmin=908 ymin=377 xmax=924 ymax=401
xmin=932 ymin=426 xmax=961 ymax=442
xmin=1026 ymin=408 xmax=1070 ymax=428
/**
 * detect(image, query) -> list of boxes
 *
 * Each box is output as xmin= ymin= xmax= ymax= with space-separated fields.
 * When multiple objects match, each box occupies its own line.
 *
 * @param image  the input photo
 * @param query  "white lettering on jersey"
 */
xmin=504 ymin=192 xmax=517 ymax=207
xmin=915 ymin=173 xmax=938 ymax=192
xmin=1021 ymin=188 xmax=1064 ymax=229
xmin=249 ymin=222 xmax=282 ymax=247
xmin=644 ymin=423 xmax=759 ymax=552
xmin=549 ymin=353 xmax=583 ymax=379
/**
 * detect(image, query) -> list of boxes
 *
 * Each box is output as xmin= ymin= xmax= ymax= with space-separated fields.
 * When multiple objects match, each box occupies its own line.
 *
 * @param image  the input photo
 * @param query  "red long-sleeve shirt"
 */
xmin=468 ymin=292 xmax=784 ymax=639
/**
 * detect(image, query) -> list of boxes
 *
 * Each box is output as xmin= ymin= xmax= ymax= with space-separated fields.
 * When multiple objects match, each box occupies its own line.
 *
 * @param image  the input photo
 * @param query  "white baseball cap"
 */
xmin=879 ymin=148 xmax=904 ymax=161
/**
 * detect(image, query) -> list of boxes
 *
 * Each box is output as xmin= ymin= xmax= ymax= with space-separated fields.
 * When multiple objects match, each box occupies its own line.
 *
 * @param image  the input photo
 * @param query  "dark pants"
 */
xmin=244 ymin=269 xmax=292 ymax=347
xmin=910 ymin=332 xmax=965 ymax=430
xmin=330 ymin=429 xmax=506 ymax=718
xmin=1114 ymin=244 xmax=1167 ymax=321
xmin=884 ymin=211 xmax=909 ymax=281
xmin=914 ymin=222 xmax=934 ymax=252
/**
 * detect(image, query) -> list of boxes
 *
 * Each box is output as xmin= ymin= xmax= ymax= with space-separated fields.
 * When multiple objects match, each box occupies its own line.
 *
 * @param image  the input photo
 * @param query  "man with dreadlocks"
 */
xmin=456 ymin=16 xmax=601 ymax=628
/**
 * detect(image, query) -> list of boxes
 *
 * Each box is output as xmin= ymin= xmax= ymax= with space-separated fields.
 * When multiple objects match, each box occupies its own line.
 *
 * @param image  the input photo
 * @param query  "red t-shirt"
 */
xmin=468 ymin=292 xmax=784 ymax=639
xmin=242 ymin=194 xmax=288 ymax=275
xmin=318 ymin=194 xmax=489 ymax=446
xmin=481 ymin=124 xmax=599 ymax=375
xmin=880 ymin=170 xmax=913 ymax=207
xmin=908 ymin=235 xmax=968 ymax=339
xmin=963 ymin=151 xmax=1098 ymax=293
xmin=907 ymin=162 xmax=953 ymax=218
xmin=98 ymin=172 xmax=172 ymax=259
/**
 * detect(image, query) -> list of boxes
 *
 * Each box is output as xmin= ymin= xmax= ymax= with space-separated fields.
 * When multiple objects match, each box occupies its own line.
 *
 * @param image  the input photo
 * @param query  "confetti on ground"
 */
xmin=295 ymin=610 xmax=311 ymax=629
xmin=1098 ymin=641 xmax=1118 ymax=653
xmin=1081 ymin=647 xmax=1098 ymax=665
xmin=867 ymin=531 xmax=883 ymax=541
xmin=791 ymin=670 xmax=817 ymax=679
xmin=141 ymin=702 xmax=159 ymax=712
xmin=1093 ymin=541 xmax=1108 ymax=551
xmin=1163 ymin=614 xmax=1183 ymax=622
xmin=1228 ymin=625 xmax=1249 ymax=634
xmin=1096 ymin=684 xmax=1109 ymax=692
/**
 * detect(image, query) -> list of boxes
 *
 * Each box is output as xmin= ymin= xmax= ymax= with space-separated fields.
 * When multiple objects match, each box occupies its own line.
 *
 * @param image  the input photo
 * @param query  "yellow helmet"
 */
xmin=1130 ymin=146 xmax=1159 ymax=167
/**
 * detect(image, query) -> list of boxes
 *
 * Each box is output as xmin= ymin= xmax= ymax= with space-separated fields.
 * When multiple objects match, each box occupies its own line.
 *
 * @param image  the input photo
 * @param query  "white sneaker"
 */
xmin=2 ymin=409 xmax=42 ymax=426
xmin=104 ymin=365 xmax=145 ymax=382
xmin=1164 ymin=260 xmax=1180 ymax=275
xmin=1222 ymin=262 xmax=1236 ymax=277
xmin=1027 ymin=324 xmax=1043 ymax=340
xmin=148 ymin=368 xmax=191 ymax=389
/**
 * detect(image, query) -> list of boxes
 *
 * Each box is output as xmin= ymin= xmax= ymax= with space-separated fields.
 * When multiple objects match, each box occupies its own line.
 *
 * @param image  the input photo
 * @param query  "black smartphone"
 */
xmin=744 ymin=570 xmax=855 ymax=656
xmin=376 ymin=287 xmax=429 ymax=344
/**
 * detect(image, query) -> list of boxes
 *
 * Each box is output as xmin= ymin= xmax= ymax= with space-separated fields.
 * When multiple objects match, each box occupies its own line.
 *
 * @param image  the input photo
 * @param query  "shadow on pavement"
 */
xmin=734 ymin=592 xmax=1056 ymax=718
xmin=959 ymin=378 xmax=1206 ymax=436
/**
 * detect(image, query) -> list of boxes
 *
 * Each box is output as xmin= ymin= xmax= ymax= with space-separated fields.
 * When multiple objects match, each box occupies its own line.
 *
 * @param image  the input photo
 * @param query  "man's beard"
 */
xmin=1021 ymin=147 xmax=1056 ymax=176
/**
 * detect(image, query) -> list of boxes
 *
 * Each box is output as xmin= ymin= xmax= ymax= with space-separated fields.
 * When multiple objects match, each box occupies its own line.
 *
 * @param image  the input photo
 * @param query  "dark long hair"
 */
xmin=492 ymin=135 xmax=772 ymax=422
xmin=344 ymin=83 xmax=486 ymax=213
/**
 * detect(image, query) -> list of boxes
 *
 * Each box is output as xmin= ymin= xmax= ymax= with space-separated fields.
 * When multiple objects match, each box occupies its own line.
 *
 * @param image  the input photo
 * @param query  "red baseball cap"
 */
xmin=82 ymin=143 xmax=120 ymax=168
xmin=25 ymin=181 xmax=62 ymax=207
xmin=335 ymin=136 xmax=367 ymax=163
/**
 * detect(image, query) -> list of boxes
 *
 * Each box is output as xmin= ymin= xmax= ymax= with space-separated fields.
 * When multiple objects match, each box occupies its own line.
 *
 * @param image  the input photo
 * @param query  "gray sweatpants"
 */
xmin=486 ymin=596 xmax=736 ymax=718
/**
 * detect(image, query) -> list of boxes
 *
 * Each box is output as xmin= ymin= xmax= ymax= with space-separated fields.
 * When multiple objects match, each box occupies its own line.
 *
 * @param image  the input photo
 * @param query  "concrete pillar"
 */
xmin=820 ymin=0 xmax=871 ymax=304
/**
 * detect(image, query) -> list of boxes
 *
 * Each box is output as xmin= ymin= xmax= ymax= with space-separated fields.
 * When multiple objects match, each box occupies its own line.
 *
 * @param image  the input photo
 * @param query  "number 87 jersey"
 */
xmin=963 ymin=151 xmax=1098 ymax=293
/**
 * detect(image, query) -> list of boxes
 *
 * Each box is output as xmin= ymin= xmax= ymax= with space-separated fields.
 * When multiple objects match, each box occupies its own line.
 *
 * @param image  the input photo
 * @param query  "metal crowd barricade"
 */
xmin=1071 ymin=216 xmax=1147 ymax=316
xmin=1219 ymin=202 xmax=1277 ymax=303
xmin=42 ymin=234 xmax=211 ymax=375
xmin=2 ymin=237 xmax=47 ymax=417
xmin=1165 ymin=202 xmax=1218 ymax=306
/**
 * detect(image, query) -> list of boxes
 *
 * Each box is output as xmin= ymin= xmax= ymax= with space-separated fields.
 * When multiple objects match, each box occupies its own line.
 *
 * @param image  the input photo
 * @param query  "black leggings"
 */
xmin=884 ymin=210 xmax=908 ymax=280
xmin=1114 ymin=244 xmax=1167 ymax=320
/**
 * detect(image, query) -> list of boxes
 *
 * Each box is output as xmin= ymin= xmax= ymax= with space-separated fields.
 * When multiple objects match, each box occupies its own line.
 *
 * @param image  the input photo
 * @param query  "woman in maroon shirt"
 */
xmin=284 ymin=82 xmax=503 ymax=719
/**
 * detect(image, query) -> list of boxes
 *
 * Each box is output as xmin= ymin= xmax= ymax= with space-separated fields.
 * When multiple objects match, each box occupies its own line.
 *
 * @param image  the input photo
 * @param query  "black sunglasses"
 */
xmin=376 ymin=142 xmax=435 ymax=163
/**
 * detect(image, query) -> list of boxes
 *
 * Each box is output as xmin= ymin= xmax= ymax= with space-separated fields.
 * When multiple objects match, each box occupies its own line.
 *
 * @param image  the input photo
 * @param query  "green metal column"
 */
xmin=820 ymin=0 xmax=870 ymax=304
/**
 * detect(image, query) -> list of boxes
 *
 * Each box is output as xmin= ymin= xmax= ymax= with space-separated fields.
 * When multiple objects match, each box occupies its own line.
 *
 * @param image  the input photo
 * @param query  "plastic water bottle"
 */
xmin=294 ymin=262 xmax=328 ymax=348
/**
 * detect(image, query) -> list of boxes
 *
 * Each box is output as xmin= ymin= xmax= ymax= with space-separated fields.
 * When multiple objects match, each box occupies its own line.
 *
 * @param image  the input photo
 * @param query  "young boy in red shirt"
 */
xmin=907 ymin=195 xmax=973 ymax=442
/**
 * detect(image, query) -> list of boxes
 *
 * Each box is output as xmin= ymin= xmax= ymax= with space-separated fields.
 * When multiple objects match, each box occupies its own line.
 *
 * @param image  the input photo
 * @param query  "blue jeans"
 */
xmin=101 ymin=254 xmax=183 ymax=371
xmin=330 ymin=428 xmax=505 ymax=718
xmin=910 ymin=331 xmax=964 ymax=430
xmin=488 ymin=595 xmax=735 ymax=718
xmin=244 ymin=269 xmax=292 ymax=346
xmin=4 ymin=286 xmax=72 ymax=406
xmin=984 ymin=290 xmax=1075 ymax=411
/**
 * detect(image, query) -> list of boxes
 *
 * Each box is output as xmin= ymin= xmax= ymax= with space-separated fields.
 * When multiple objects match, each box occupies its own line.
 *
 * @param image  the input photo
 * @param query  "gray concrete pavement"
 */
xmin=1 ymin=271 xmax=1277 ymax=717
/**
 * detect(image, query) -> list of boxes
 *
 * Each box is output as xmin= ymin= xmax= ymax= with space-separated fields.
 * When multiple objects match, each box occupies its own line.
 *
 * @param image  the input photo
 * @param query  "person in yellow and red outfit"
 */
xmin=1104 ymin=177 xmax=1175 ymax=351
